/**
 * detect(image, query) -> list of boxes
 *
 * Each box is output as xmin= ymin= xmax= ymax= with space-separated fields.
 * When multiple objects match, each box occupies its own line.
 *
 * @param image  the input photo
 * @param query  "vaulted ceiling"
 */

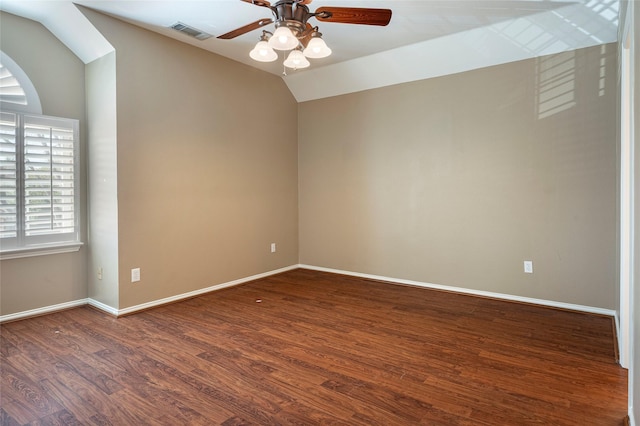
xmin=0 ymin=0 xmax=620 ymax=101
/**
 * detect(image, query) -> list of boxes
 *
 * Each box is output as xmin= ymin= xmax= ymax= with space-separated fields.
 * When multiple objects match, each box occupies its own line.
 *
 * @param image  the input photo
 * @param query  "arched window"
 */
xmin=0 ymin=51 xmax=42 ymax=114
xmin=0 ymin=51 xmax=80 ymax=258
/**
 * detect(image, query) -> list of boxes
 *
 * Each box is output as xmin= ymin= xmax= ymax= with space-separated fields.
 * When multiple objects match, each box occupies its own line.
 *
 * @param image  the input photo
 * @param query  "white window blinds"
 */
xmin=0 ymin=63 xmax=28 ymax=107
xmin=0 ymin=113 xmax=79 ymax=251
xmin=0 ymin=112 xmax=17 ymax=239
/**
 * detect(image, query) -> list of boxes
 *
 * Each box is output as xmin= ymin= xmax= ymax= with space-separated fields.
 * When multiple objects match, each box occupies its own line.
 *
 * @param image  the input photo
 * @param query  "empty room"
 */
xmin=0 ymin=0 xmax=638 ymax=424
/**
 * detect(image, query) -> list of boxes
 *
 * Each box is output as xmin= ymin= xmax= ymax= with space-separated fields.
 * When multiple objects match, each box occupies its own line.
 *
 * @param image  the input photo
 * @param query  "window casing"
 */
xmin=0 ymin=112 xmax=80 ymax=254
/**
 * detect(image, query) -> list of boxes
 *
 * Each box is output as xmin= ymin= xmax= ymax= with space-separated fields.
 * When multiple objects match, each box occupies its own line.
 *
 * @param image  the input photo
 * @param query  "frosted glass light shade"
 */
xmin=283 ymin=49 xmax=310 ymax=69
xmin=303 ymin=37 xmax=332 ymax=58
xmin=249 ymin=40 xmax=277 ymax=62
xmin=268 ymin=26 xmax=299 ymax=50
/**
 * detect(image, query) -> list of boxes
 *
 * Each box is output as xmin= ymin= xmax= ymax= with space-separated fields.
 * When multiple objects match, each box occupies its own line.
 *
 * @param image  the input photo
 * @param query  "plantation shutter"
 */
xmin=0 ymin=112 xmax=17 ymax=242
xmin=0 ymin=112 xmax=79 ymax=254
xmin=23 ymin=115 xmax=78 ymax=246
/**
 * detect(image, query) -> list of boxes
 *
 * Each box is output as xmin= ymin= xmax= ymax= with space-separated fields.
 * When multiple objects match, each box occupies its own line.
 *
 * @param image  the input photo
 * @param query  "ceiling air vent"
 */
xmin=170 ymin=22 xmax=212 ymax=40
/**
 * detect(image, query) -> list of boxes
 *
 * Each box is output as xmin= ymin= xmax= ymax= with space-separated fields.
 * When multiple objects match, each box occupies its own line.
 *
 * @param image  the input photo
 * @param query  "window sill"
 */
xmin=0 ymin=242 xmax=84 ymax=260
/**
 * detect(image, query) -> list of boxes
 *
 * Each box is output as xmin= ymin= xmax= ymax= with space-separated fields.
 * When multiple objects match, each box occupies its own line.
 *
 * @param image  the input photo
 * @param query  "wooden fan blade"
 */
xmin=240 ymin=0 xmax=272 ymax=8
xmin=315 ymin=7 xmax=392 ymax=26
xmin=217 ymin=18 xmax=274 ymax=39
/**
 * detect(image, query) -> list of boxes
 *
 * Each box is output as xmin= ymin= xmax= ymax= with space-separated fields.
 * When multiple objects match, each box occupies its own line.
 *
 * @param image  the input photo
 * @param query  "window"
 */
xmin=0 ymin=52 xmax=42 ymax=114
xmin=0 ymin=112 xmax=80 ymax=255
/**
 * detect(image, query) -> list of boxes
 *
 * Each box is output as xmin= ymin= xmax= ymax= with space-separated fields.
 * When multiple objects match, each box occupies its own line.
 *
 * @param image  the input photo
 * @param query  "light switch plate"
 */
xmin=131 ymin=267 xmax=141 ymax=282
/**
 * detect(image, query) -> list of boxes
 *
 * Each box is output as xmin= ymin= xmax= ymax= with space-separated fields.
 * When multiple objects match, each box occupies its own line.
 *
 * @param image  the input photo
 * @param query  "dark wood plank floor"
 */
xmin=0 ymin=268 xmax=627 ymax=425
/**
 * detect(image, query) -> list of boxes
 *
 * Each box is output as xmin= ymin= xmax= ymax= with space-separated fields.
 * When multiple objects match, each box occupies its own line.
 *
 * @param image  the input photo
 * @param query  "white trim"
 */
xmin=620 ymin=0 xmax=636 ymax=416
xmin=1 ymin=264 xmax=615 ymax=323
xmin=95 ymin=265 xmax=300 ymax=317
xmin=0 ymin=299 xmax=86 ymax=323
xmin=620 ymin=31 xmax=634 ymax=369
xmin=299 ymin=264 xmax=617 ymax=317
xmin=0 ymin=242 xmax=83 ymax=260
xmin=86 ymin=298 xmax=119 ymax=316
xmin=0 ymin=265 xmax=298 ymax=322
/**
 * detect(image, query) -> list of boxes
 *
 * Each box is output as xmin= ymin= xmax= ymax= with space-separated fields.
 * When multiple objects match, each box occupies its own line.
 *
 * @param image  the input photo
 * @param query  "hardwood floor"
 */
xmin=0 ymin=268 xmax=627 ymax=425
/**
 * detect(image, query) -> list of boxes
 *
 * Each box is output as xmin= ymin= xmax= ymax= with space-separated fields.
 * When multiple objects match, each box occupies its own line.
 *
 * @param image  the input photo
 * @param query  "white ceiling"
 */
xmin=0 ymin=0 xmax=620 ymax=101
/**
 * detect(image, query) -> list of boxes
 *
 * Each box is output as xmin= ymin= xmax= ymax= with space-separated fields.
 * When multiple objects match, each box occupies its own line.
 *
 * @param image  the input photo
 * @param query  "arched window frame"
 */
xmin=0 ymin=51 xmax=81 ymax=259
xmin=0 ymin=51 xmax=43 ymax=114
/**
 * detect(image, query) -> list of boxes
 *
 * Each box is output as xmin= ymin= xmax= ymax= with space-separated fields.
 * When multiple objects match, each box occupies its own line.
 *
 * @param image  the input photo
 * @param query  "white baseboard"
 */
xmin=0 ymin=299 xmax=87 ymax=323
xmin=298 ymin=264 xmax=617 ymax=317
xmin=115 ymin=264 xmax=299 ymax=316
xmin=87 ymin=298 xmax=119 ymax=316
xmin=1 ymin=264 xmax=616 ymax=322
xmin=1 ymin=264 xmax=299 ymax=322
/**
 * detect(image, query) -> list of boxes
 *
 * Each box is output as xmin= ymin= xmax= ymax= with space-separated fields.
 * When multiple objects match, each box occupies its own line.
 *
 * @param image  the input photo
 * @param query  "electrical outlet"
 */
xmin=271 ymin=243 xmax=276 ymax=253
xmin=131 ymin=268 xmax=141 ymax=283
xmin=524 ymin=261 xmax=533 ymax=274
xmin=97 ymin=267 xmax=103 ymax=281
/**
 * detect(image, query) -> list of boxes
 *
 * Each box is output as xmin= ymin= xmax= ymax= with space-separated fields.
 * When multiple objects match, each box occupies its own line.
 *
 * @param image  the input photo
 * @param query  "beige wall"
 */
xmin=82 ymin=10 xmax=299 ymax=309
xmin=86 ymin=51 xmax=119 ymax=309
xmin=299 ymin=43 xmax=618 ymax=309
xmin=0 ymin=12 xmax=88 ymax=315
xmin=0 ymin=8 xmax=620 ymax=317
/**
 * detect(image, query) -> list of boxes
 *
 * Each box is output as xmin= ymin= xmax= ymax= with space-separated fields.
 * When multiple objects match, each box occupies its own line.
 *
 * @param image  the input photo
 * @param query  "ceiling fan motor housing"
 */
xmin=219 ymin=0 xmax=391 ymax=68
xmin=272 ymin=1 xmax=313 ymax=37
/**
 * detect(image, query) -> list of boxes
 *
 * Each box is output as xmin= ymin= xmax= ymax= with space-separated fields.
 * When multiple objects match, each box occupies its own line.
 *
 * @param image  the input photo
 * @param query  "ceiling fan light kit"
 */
xmin=303 ymin=33 xmax=331 ymax=58
xmin=218 ymin=0 xmax=391 ymax=71
xmin=283 ymin=48 xmax=311 ymax=69
xmin=268 ymin=25 xmax=299 ymax=50
xmin=249 ymin=37 xmax=278 ymax=62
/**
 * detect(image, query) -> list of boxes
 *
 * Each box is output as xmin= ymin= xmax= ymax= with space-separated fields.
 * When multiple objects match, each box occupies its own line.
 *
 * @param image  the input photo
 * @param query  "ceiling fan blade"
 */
xmin=240 ymin=0 xmax=272 ymax=8
xmin=315 ymin=7 xmax=392 ymax=26
xmin=217 ymin=18 xmax=274 ymax=39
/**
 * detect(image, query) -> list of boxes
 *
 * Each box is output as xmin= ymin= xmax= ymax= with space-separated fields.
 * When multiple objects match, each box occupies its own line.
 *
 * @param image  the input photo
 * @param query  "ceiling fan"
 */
xmin=218 ymin=0 xmax=392 ymax=70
